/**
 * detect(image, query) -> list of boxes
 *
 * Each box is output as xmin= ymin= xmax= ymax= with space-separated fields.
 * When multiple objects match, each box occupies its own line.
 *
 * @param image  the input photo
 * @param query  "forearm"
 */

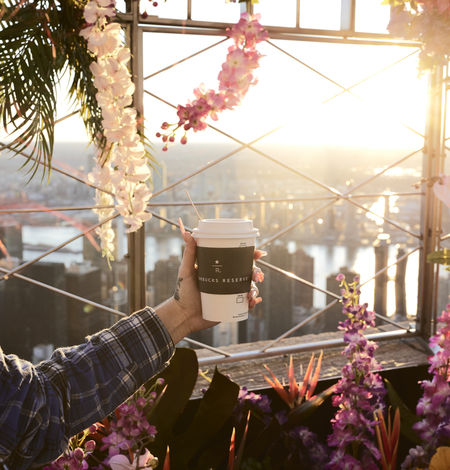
xmin=154 ymin=296 xmax=192 ymax=344
xmin=0 ymin=307 xmax=175 ymax=470
xmin=41 ymin=307 xmax=175 ymax=436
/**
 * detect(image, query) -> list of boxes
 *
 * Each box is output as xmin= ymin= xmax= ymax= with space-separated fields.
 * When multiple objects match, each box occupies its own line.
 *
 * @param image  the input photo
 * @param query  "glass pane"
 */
xmin=254 ymin=0 xmax=297 ymax=28
xmin=143 ymin=0 xmax=188 ymax=20
xmin=355 ymin=0 xmax=390 ymax=34
xmin=300 ymin=0 xmax=341 ymax=31
xmin=191 ymin=0 xmax=240 ymax=23
xmin=143 ymin=28 xmax=427 ymax=345
xmin=116 ymin=0 xmax=126 ymax=13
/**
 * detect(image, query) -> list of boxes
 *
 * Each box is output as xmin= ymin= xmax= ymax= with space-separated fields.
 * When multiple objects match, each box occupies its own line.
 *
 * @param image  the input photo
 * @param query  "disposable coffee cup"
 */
xmin=192 ymin=218 xmax=259 ymax=322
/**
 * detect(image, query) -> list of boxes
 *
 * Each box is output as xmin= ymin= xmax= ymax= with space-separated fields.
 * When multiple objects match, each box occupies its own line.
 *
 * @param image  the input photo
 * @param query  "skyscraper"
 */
xmin=66 ymin=261 xmax=108 ymax=345
xmin=291 ymin=248 xmax=314 ymax=309
xmin=258 ymin=244 xmax=293 ymax=340
xmin=0 ymin=261 xmax=67 ymax=361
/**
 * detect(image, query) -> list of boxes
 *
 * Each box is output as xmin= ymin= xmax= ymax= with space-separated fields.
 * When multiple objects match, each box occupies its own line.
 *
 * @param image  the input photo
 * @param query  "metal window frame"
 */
xmin=0 ymin=0 xmax=447 ymax=366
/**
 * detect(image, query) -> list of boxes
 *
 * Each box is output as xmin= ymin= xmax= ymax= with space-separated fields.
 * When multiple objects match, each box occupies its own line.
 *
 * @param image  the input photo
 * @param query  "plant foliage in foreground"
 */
xmin=42 ymin=285 xmax=450 ymax=470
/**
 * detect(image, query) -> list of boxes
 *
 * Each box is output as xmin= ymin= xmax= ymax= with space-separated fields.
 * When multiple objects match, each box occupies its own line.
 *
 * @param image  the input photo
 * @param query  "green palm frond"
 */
xmin=1 ymin=0 xmax=156 ymax=179
xmin=1 ymin=1 xmax=58 ymax=177
xmin=0 ymin=0 xmax=106 ymax=178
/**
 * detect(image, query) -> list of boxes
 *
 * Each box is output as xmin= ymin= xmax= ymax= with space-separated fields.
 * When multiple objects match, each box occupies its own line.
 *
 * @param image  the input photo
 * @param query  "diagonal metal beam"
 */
xmin=359 ymin=245 xmax=421 ymax=288
xmin=0 ymin=267 xmax=127 ymax=317
xmin=251 ymin=145 xmax=421 ymax=238
xmin=260 ymin=300 xmax=339 ymax=352
xmin=0 ymin=212 xmax=119 ymax=281
xmin=347 ymin=147 xmax=424 ymax=194
xmin=143 ymin=38 xmax=228 ymax=80
xmin=267 ymin=40 xmax=424 ymax=139
xmin=0 ymin=142 xmax=114 ymax=197
xmin=0 ymin=205 xmax=114 ymax=214
xmin=258 ymin=247 xmax=421 ymax=351
xmin=183 ymin=337 xmax=231 ymax=357
xmin=145 ymin=91 xmax=283 ymax=200
xmin=257 ymin=199 xmax=338 ymax=249
xmin=145 ymin=92 xmax=421 ymax=238
xmin=257 ymin=259 xmax=340 ymax=299
xmin=341 ymin=195 xmax=420 ymax=238
xmin=321 ymin=50 xmax=420 ymax=105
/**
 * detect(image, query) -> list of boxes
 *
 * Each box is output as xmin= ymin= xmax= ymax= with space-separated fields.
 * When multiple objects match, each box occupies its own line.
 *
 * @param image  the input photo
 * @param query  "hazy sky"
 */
xmin=2 ymin=0 xmax=426 ymax=152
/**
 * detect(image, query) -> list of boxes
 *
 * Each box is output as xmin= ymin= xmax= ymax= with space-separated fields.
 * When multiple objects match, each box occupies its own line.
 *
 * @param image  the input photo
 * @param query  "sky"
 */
xmin=1 ymin=0 xmax=428 ymax=158
xmin=38 ymin=0 xmax=427 ymax=152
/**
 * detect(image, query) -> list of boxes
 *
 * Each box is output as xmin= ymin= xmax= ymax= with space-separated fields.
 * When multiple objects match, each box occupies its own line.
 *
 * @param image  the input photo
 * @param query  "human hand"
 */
xmin=155 ymin=220 xmax=265 ymax=343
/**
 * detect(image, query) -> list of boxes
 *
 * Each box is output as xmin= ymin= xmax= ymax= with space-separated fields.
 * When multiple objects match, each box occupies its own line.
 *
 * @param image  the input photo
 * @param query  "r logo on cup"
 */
xmin=193 ymin=219 xmax=259 ymax=323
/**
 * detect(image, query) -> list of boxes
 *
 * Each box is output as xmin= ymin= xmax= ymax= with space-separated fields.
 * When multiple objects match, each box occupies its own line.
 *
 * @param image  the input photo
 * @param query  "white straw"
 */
xmin=185 ymin=189 xmax=203 ymax=220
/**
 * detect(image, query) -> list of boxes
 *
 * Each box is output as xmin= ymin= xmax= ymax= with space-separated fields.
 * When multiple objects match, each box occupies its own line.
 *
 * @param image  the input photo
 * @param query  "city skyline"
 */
xmin=0 ymin=136 xmax=437 ymax=357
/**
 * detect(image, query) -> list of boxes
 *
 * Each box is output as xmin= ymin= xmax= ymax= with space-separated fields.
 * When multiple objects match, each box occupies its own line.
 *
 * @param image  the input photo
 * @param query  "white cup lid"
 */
xmin=192 ymin=218 xmax=259 ymax=239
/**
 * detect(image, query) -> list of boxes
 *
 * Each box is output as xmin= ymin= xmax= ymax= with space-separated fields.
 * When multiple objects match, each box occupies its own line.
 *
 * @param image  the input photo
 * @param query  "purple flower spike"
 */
xmin=401 ymin=305 xmax=450 ymax=469
xmin=327 ymin=276 xmax=386 ymax=469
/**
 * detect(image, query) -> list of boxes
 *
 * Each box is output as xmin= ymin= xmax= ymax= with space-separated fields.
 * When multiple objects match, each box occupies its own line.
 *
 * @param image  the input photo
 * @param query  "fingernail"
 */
xmin=259 ymin=250 xmax=268 ymax=257
xmin=178 ymin=217 xmax=186 ymax=235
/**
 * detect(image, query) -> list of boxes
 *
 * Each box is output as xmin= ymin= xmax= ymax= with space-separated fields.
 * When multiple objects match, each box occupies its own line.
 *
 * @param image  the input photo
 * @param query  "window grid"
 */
xmin=0 ymin=1 xmax=447 ymax=365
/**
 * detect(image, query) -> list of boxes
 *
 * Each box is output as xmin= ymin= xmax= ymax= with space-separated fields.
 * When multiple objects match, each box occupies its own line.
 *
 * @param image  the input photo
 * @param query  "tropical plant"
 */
xmin=375 ymin=407 xmax=401 ymax=470
xmin=40 ymin=304 xmax=450 ymax=470
xmin=0 ymin=0 xmax=105 ymax=177
xmin=263 ymin=352 xmax=324 ymax=410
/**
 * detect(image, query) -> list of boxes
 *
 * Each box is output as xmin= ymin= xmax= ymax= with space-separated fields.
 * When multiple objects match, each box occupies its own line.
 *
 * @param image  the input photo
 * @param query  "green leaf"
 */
xmin=244 ymin=417 xmax=282 ymax=461
xmin=170 ymin=367 xmax=240 ymax=467
xmin=384 ymin=378 xmax=421 ymax=445
xmin=285 ymin=385 xmax=335 ymax=427
xmin=146 ymin=348 xmax=198 ymax=439
xmin=194 ymin=424 xmax=235 ymax=469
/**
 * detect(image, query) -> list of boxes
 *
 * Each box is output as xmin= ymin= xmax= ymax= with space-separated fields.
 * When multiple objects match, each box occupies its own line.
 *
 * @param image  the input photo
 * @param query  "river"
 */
xmin=22 ymin=225 xmax=419 ymax=316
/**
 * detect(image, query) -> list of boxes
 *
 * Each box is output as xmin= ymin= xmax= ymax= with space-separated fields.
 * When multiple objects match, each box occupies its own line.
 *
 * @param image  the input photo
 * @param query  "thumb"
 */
xmin=179 ymin=231 xmax=197 ymax=277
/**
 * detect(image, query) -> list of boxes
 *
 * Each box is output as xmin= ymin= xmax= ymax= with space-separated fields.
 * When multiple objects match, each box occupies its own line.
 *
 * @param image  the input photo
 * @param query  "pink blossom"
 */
xmin=404 ymin=304 xmax=450 ymax=468
xmin=433 ymin=175 xmax=450 ymax=208
xmin=223 ymin=47 xmax=253 ymax=74
xmin=158 ymin=12 xmax=267 ymax=150
xmin=437 ymin=0 xmax=450 ymax=13
xmin=204 ymin=90 xmax=226 ymax=120
xmin=227 ymin=12 xmax=268 ymax=48
xmin=252 ymin=267 xmax=264 ymax=283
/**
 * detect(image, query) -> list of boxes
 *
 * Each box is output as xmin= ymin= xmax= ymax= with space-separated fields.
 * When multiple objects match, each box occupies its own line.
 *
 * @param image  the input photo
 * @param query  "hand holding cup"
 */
xmin=174 ymin=218 xmax=264 ymax=335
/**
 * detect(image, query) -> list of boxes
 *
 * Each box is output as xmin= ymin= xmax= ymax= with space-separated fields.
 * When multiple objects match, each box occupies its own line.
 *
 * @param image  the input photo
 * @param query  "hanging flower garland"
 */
xmin=78 ymin=7 xmax=267 ymax=258
xmin=156 ymin=12 xmax=268 ymax=150
xmin=80 ymin=0 xmax=153 ymax=261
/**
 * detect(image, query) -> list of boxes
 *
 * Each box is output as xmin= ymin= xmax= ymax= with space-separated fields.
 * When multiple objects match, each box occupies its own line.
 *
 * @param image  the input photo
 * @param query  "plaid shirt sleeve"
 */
xmin=0 ymin=307 xmax=175 ymax=470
